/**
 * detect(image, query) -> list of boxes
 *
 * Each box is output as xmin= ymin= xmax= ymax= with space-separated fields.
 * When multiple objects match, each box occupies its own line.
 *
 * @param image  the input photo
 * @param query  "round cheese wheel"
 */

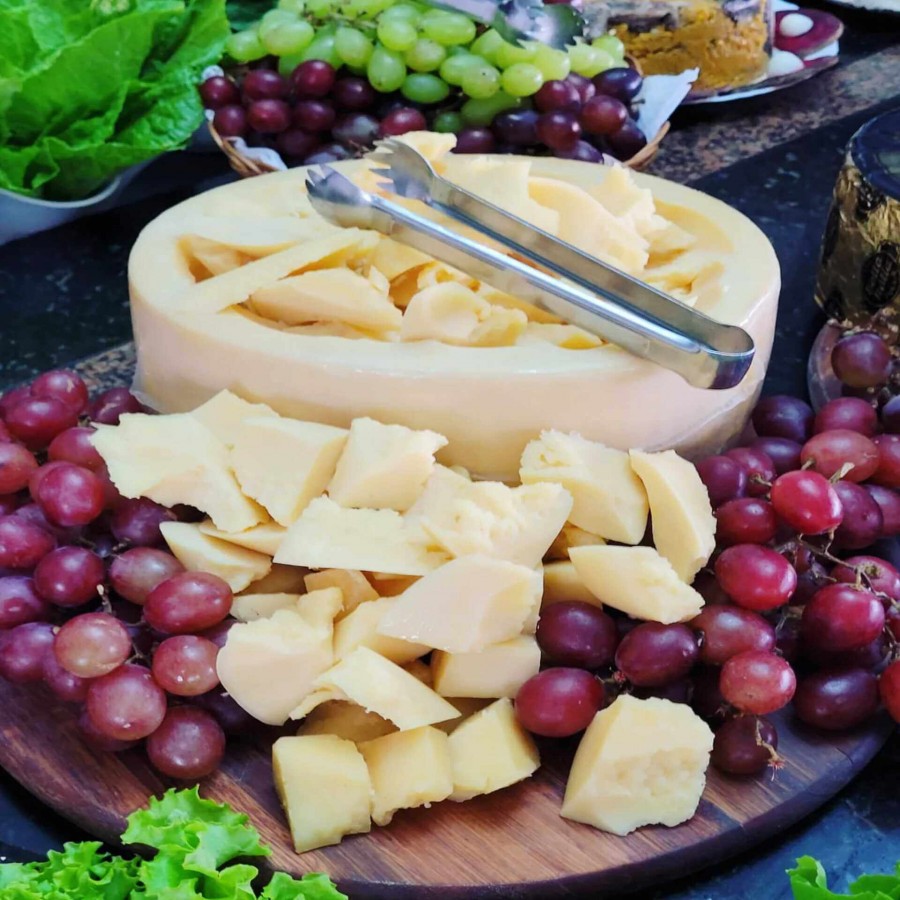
xmin=129 ymin=157 xmax=779 ymax=480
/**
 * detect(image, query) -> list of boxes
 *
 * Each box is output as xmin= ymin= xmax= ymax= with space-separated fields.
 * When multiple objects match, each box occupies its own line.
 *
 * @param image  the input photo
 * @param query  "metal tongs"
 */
xmin=305 ymin=141 xmax=755 ymax=389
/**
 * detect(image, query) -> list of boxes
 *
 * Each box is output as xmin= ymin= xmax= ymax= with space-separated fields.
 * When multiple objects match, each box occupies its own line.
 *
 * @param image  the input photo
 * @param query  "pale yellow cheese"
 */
xmin=447 ymin=698 xmax=540 ymax=802
xmin=569 ymin=546 xmax=704 ymax=623
xmin=520 ymin=431 xmax=648 ymax=544
xmin=629 ymin=449 xmax=716 ymax=584
xmin=327 ymin=417 xmax=447 ymax=512
xmin=230 ymin=417 xmax=348 ymax=527
xmin=561 ymin=695 xmax=713 ymax=835
xmin=403 ymin=658 xmax=433 ymax=686
xmin=334 ymin=597 xmax=429 ymax=665
xmin=542 ymin=560 xmax=600 ymax=608
xmin=434 ymin=697 xmax=491 ymax=734
xmin=276 ymin=497 xmax=448 ymax=576
xmin=369 ymin=573 xmax=419 ymax=597
xmin=91 ymin=413 xmax=265 ymax=533
xmin=293 ymin=647 xmax=460 ymax=731
xmin=304 ymin=568 xmax=378 ymax=617
xmin=230 ymin=592 xmax=299 ymax=622
xmin=519 ymin=323 xmax=603 ymax=349
xmin=377 ymin=556 xmax=538 ymax=653
xmin=240 ymin=563 xmax=308 ymax=595
xmin=296 ymin=700 xmax=396 ymax=743
xmin=359 ymin=726 xmax=454 ymax=826
xmin=189 ymin=389 xmax=278 ymax=446
xmin=159 ymin=521 xmax=271 ymax=593
xmin=273 ymin=734 xmax=372 ymax=852
xmin=198 ymin=518 xmax=286 ymax=556
xmin=432 ymin=635 xmax=540 ymax=699
xmin=370 ymin=237 xmax=431 ymax=280
xmin=545 ymin=523 xmax=606 ymax=561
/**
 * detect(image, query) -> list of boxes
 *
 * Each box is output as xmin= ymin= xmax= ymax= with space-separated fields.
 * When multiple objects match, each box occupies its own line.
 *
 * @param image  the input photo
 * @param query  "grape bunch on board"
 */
xmin=200 ymin=0 xmax=649 ymax=166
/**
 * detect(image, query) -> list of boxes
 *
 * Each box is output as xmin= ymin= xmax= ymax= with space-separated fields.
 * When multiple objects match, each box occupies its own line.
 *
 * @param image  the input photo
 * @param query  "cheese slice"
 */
xmin=198 ymin=518 xmax=286 ymax=556
xmin=230 ymin=592 xmax=299 ymax=622
xmin=334 ymin=596 xmax=429 ymax=665
xmin=304 ymin=568 xmax=378 ymax=617
xmin=431 ymin=635 xmax=540 ymax=699
xmin=542 ymin=560 xmax=600 ymax=608
xmin=370 ymin=237 xmax=431 ymax=280
xmin=189 ymin=389 xmax=278 ymax=447
xmin=545 ymin=523 xmax=606 ymax=561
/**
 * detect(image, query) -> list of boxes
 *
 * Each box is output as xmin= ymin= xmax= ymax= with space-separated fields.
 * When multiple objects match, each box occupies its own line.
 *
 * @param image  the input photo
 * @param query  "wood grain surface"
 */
xmin=0 ymin=678 xmax=892 ymax=899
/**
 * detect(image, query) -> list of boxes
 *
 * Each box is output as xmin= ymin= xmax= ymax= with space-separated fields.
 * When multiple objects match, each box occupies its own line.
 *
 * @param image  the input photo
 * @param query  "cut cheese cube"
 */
xmin=217 ymin=605 xmax=336 ymax=725
xmin=520 ymin=431 xmax=648 ymax=544
xmin=334 ymin=597 xmax=429 ymax=665
xmin=230 ymin=592 xmax=299 ymax=622
xmin=359 ymin=726 xmax=453 ymax=826
xmin=297 ymin=701 xmax=396 ymax=743
xmin=293 ymin=647 xmax=459 ymax=731
xmin=91 ymin=413 xmax=265 ymax=533
xmin=327 ymin=417 xmax=447 ymax=512
xmin=159 ymin=521 xmax=271 ymax=593
xmin=275 ymin=497 xmax=448 ymax=576
xmin=542 ymin=561 xmax=600 ymax=608
xmin=377 ymin=556 xmax=538 ymax=653
xmin=561 ymin=695 xmax=713 ymax=835
xmin=569 ymin=546 xmax=704 ymax=623
xmin=198 ymin=518 xmax=286 ymax=556
xmin=545 ymin=523 xmax=605 ymax=561
xmin=406 ymin=466 xmax=572 ymax=569
xmin=304 ymin=568 xmax=378 ymax=617
xmin=230 ymin=417 xmax=348 ymax=527
xmin=189 ymin=389 xmax=278 ymax=447
xmin=629 ymin=449 xmax=716 ymax=584
xmin=240 ymin=563 xmax=308 ymax=595
xmin=432 ymin=635 xmax=540 ymax=699
xmin=296 ymin=587 xmax=344 ymax=628
xmin=273 ymin=734 xmax=372 ymax=852
xmin=447 ymin=698 xmax=540 ymax=802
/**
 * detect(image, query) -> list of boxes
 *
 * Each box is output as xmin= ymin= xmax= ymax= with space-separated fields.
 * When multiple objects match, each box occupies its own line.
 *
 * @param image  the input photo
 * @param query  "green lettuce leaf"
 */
xmin=259 ymin=872 xmax=348 ymax=900
xmin=788 ymin=857 xmax=900 ymax=900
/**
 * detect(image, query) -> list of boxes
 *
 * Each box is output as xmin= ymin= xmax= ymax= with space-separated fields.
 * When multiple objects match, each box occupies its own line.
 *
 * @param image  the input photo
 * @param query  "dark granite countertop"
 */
xmin=1 ymin=10 xmax=899 ymax=898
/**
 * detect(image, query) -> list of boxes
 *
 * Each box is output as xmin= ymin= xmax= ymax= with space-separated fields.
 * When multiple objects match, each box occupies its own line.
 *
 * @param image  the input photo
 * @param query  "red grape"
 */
xmin=31 ymin=370 xmax=88 ymax=414
xmin=0 ymin=622 xmax=55 ymax=683
xmin=750 ymin=438 xmax=802 ymax=475
xmin=34 ymin=546 xmax=104 ymax=607
xmin=775 ymin=615 xmax=802 ymax=665
xmin=242 ymin=69 xmax=288 ymax=101
xmin=720 ymin=650 xmax=796 ymax=715
xmin=711 ymin=715 xmax=779 ymax=776
xmin=752 ymin=395 xmax=814 ymax=443
xmin=692 ymin=569 xmax=731 ymax=605
xmin=832 ymin=554 xmax=900 ymax=602
xmin=42 ymin=652 xmax=89 ymax=702
xmin=152 ymin=635 xmax=219 ymax=696
xmin=554 ymin=140 xmax=603 ymax=162
xmin=865 ymin=484 xmax=900 ymax=536
xmin=725 ymin=447 xmax=776 ymax=496
xmin=48 ymin=426 xmax=102 ymax=470
xmin=871 ymin=434 xmax=900 ymax=489
xmin=85 ymin=663 xmax=167 ymax=740
xmin=536 ymin=601 xmax=618 ymax=669
xmin=35 ymin=463 xmax=104 ymax=526
xmin=770 ymin=470 xmax=843 ymax=534
xmin=55 ymin=612 xmax=131 ymax=678
xmin=614 ymin=622 xmax=698 ymax=686
xmin=691 ymin=605 xmax=775 ymax=665
xmin=93 ymin=464 xmax=123 ymax=511
xmin=536 ymin=111 xmax=581 ymax=152
xmin=880 ymin=660 xmax=900 ymax=723
xmin=77 ymin=709 xmax=138 ymax=752
xmin=88 ymin=388 xmax=143 ymax=426
xmin=606 ymin=119 xmax=647 ymax=160
xmin=0 ymin=422 xmax=9 ymax=442
xmin=800 ymin=429 xmax=879 ymax=482
xmin=696 ymin=455 xmax=747 ymax=508
xmin=332 ymin=112 xmax=380 ymax=148
xmin=276 ymin=129 xmax=320 ymax=160
xmin=305 ymin=144 xmax=353 ymax=165
xmin=28 ymin=460 xmax=67 ymax=503
xmin=199 ymin=618 xmax=236 ymax=649
xmin=534 ymin=79 xmax=580 ymax=112
xmin=790 ymin=561 xmax=829 ymax=606
xmin=0 ymin=385 xmax=32 ymax=420
xmin=144 ymin=572 xmax=232 ymax=634
xmin=381 ymin=107 xmax=427 ymax=137
xmin=291 ymin=60 xmax=336 ymax=98
xmin=715 ymin=544 xmax=797 ymax=611
xmin=199 ymin=75 xmax=241 ymax=109
xmin=795 ymin=668 xmax=879 ymax=730
xmin=592 ymin=67 xmax=643 ymax=102
xmin=831 ymin=332 xmax=891 ymax=388
xmin=193 ymin=688 xmax=256 ymax=734
xmin=0 ymin=515 xmax=56 ymax=568
xmin=881 ymin=395 xmax=900 ymax=433
xmin=0 ymin=443 xmax=38 ymax=494
xmin=581 ymin=95 xmax=628 ymax=135
xmin=813 ymin=397 xmax=878 ymax=436
xmin=5 ymin=398 xmax=78 ymax=450
xmin=692 ymin=665 xmax=727 ymax=722
xmin=887 ymin=605 xmax=899 ymax=641
xmin=515 ymin=668 xmax=604 ymax=737
xmin=109 ymin=547 xmax=184 ymax=605
xmin=804 ymin=632 xmax=891 ymax=672
xmin=831 ymin=481 xmax=883 ymax=550
xmin=632 ymin=678 xmax=693 ymax=705
xmin=213 ymin=104 xmax=248 ymax=138
xmin=332 ymin=77 xmax=377 ymax=111
xmin=453 ymin=127 xmax=496 ymax=153
xmin=146 ymin=707 xmax=226 ymax=779
xmin=0 ymin=576 xmax=50 ymax=628
xmin=564 ymin=73 xmax=595 ymax=104
xmin=110 ymin=497 xmax=176 ymax=546
xmin=247 ymin=99 xmax=291 ymax=134
xmin=800 ymin=584 xmax=884 ymax=652
xmin=493 ymin=109 xmax=539 ymax=146
xmin=292 ymin=99 xmax=336 ymax=133
xmin=715 ymin=498 xmax=777 ymax=546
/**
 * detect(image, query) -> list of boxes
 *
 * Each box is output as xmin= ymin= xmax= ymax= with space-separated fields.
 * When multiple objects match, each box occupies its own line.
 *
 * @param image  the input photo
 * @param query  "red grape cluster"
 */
xmin=200 ymin=62 xmax=645 ymax=166
xmin=514 ymin=386 xmax=900 ymax=776
xmin=0 ymin=371 xmax=252 ymax=781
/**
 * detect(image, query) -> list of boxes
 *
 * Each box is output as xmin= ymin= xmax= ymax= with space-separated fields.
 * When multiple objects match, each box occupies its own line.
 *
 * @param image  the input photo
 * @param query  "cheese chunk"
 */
xmin=294 ymin=647 xmax=459 ymax=731
xmin=91 ymin=413 xmax=265 ymax=533
xmin=273 ymin=735 xmax=372 ymax=852
xmin=542 ymin=561 xmax=600 ymax=608
xmin=432 ymin=635 xmax=540 ymax=699
xmin=520 ymin=431 xmax=648 ymax=544
xmin=629 ymin=449 xmax=716 ymax=584
xmin=447 ymin=699 xmax=540 ymax=802
xmin=304 ymin=568 xmax=378 ymax=617
xmin=230 ymin=592 xmax=299 ymax=622
xmin=334 ymin=597 xmax=429 ymax=665
xmin=561 ymin=695 xmax=713 ymax=835
xmin=371 ymin=237 xmax=430 ymax=280
xmin=297 ymin=701 xmax=396 ymax=743
xmin=377 ymin=556 xmax=538 ymax=653
xmin=545 ymin=524 xmax=605 ymax=561
xmin=189 ymin=390 xmax=278 ymax=446
xmin=231 ymin=417 xmax=348 ymax=527
xmin=276 ymin=497 xmax=448 ymax=576
xmin=240 ymin=563 xmax=308 ymax=595
xmin=159 ymin=521 xmax=271 ymax=593
xmin=407 ymin=466 xmax=572 ymax=569
xmin=198 ymin=519 xmax=286 ymax=556
xmin=434 ymin=697 xmax=491 ymax=734
xmin=359 ymin=727 xmax=454 ymax=826
xmin=569 ymin=546 xmax=704 ymax=623
xmin=327 ymin=417 xmax=448 ymax=512
xmin=217 ymin=602 xmax=338 ymax=725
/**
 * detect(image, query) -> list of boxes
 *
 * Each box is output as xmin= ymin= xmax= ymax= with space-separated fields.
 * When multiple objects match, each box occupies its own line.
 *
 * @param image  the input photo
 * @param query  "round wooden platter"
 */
xmin=0 ymin=678 xmax=892 ymax=899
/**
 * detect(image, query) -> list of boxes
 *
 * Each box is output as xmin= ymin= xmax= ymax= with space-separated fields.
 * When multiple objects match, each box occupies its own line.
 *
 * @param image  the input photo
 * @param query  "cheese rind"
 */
xmin=561 ymin=695 xmax=714 ymax=835
xmin=431 ymin=635 xmax=540 ymax=698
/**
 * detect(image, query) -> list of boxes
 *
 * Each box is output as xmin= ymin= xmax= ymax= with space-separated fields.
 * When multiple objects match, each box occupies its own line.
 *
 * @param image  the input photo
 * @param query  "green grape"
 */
xmin=445 ymin=45 xmax=470 ymax=57
xmin=533 ymin=44 xmax=570 ymax=81
xmin=592 ymin=34 xmax=626 ymax=60
xmin=306 ymin=0 xmax=338 ymax=15
xmin=278 ymin=52 xmax=304 ymax=76
xmin=405 ymin=38 xmax=446 ymax=72
xmin=460 ymin=91 xmax=520 ymax=126
xmin=377 ymin=17 xmax=418 ymax=51
xmin=461 ymin=62 xmax=501 ymax=99
xmin=378 ymin=3 xmax=422 ymax=22
xmin=499 ymin=62 xmax=543 ymax=97
xmin=260 ymin=19 xmax=316 ymax=55
xmin=494 ymin=40 xmax=537 ymax=69
xmin=300 ymin=33 xmax=342 ymax=67
xmin=439 ymin=52 xmax=482 ymax=86
xmin=401 ymin=73 xmax=450 ymax=103
xmin=346 ymin=0 xmax=395 ymax=17
xmin=421 ymin=11 xmax=477 ymax=46
xmin=278 ymin=0 xmax=306 ymax=12
xmin=433 ymin=110 xmax=464 ymax=133
xmin=469 ymin=28 xmax=505 ymax=64
xmin=335 ymin=25 xmax=374 ymax=67
xmin=261 ymin=8 xmax=299 ymax=29
xmin=225 ymin=30 xmax=267 ymax=63
xmin=568 ymin=43 xmax=614 ymax=77
xmin=367 ymin=44 xmax=408 ymax=92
